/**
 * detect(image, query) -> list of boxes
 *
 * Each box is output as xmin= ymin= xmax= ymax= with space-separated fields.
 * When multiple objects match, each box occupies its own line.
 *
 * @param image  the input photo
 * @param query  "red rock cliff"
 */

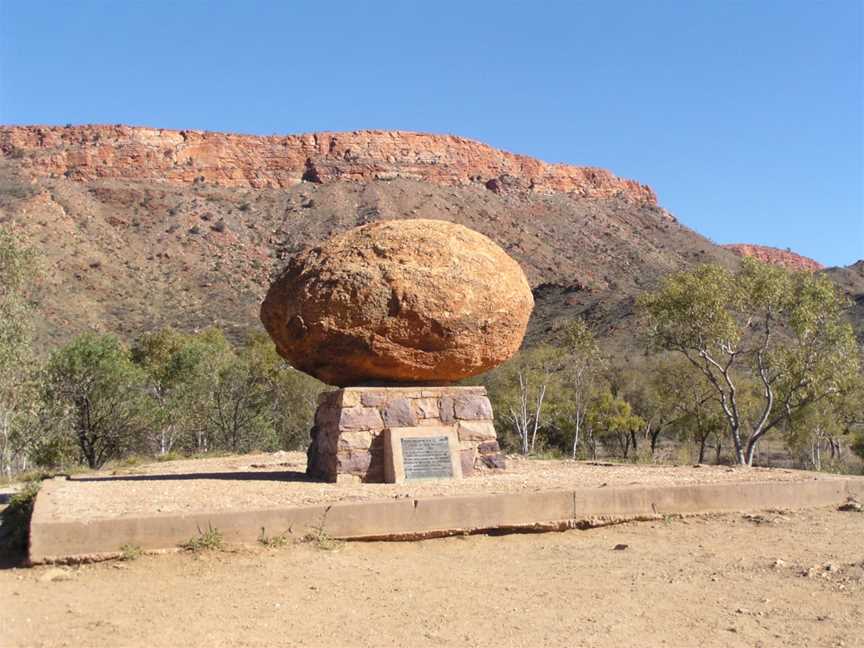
xmin=722 ymin=244 xmax=825 ymax=272
xmin=0 ymin=125 xmax=657 ymax=203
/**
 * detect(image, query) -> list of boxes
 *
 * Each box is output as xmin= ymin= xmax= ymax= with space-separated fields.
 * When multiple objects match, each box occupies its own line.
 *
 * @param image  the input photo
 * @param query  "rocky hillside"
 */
xmin=0 ymin=124 xmax=853 ymax=354
xmin=823 ymin=261 xmax=864 ymax=341
xmin=722 ymin=244 xmax=826 ymax=272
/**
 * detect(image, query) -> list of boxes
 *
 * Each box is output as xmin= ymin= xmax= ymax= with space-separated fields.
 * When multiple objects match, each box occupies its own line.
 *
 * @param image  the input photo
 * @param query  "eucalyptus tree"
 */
xmin=559 ymin=319 xmax=605 ymax=459
xmin=640 ymin=259 xmax=859 ymax=465
xmin=43 ymin=333 xmax=153 ymax=469
xmin=0 ymin=231 xmax=38 ymax=477
xmin=485 ymin=345 xmax=561 ymax=455
xmin=586 ymin=390 xmax=646 ymax=459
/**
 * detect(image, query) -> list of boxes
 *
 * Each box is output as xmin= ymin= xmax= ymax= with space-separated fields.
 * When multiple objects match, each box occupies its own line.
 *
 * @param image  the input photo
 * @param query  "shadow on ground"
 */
xmin=68 ymin=470 xmax=314 ymax=483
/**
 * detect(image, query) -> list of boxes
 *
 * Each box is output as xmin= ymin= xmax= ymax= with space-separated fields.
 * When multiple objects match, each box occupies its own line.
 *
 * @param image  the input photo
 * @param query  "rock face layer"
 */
xmin=721 ymin=244 xmax=825 ymax=272
xmin=0 ymin=125 xmax=657 ymax=203
xmin=260 ymin=219 xmax=534 ymax=386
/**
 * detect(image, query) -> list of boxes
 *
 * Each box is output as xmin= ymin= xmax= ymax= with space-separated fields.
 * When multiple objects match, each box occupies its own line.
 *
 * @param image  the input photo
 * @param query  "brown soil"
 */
xmin=41 ymin=452 xmax=830 ymax=521
xmin=3 ymin=506 xmax=862 ymax=647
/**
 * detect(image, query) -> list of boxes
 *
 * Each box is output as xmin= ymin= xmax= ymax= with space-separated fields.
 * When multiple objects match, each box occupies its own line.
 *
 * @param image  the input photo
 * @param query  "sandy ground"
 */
xmin=42 ymin=452 xmax=835 ymax=521
xmin=2 ymin=506 xmax=862 ymax=648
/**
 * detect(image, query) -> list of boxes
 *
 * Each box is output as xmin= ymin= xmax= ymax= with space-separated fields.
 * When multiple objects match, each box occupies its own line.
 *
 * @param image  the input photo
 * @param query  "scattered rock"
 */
xmin=845 ymin=565 xmax=864 ymax=581
xmin=613 ymin=544 xmax=629 ymax=551
xmin=39 ymin=568 xmax=73 ymax=583
xmin=742 ymin=513 xmax=781 ymax=525
xmin=838 ymin=498 xmax=862 ymax=513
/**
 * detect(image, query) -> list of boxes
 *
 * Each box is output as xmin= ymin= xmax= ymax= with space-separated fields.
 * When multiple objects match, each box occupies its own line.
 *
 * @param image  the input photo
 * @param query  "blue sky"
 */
xmin=1 ymin=1 xmax=861 ymax=266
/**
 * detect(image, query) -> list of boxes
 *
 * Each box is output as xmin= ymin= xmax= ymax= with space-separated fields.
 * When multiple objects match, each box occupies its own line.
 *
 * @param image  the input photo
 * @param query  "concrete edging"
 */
xmin=29 ymin=476 xmax=864 ymax=564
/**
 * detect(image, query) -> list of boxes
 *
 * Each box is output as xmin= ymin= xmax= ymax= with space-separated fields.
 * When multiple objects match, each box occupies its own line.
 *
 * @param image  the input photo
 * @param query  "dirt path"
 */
xmin=3 ymin=506 xmax=862 ymax=647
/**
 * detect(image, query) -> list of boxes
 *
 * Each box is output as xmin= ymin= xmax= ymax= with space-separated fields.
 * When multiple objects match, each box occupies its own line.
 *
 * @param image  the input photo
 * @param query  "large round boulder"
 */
xmin=260 ymin=219 xmax=534 ymax=386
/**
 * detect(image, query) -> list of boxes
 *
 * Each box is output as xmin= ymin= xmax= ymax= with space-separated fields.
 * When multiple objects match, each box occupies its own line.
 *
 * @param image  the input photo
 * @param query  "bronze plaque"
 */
xmin=400 ymin=436 xmax=454 ymax=480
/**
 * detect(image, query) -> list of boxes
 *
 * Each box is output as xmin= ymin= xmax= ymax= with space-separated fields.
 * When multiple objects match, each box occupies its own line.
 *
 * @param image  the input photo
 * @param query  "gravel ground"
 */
xmin=3 ymin=506 xmax=863 ymax=647
xmin=40 ymin=452 xmax=842 ymax=521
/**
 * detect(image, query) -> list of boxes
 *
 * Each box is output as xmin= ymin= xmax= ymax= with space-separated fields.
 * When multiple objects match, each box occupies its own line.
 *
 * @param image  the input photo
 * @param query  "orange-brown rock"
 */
xmin=260 ymin=219 xmax=534 ymax=386
xmin=0 ymin=125 xmax=657 ymax=203
xmin=721 ymin=244 xmax=825 ymax=272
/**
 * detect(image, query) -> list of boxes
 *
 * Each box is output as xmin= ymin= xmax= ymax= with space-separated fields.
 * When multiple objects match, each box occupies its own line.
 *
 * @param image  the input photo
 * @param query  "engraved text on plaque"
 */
xmin=400 ymin=436 xmax=454 ymax=480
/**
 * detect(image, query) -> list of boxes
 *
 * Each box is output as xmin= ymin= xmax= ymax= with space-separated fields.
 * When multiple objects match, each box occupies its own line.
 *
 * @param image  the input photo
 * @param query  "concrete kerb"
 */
xmin=28 ymin=475 xmax=864 ymax=564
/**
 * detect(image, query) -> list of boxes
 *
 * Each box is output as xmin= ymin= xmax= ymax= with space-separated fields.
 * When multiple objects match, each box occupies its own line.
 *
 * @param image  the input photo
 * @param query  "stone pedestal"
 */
xmin=307 ymin=386 xmax=506 ymax=483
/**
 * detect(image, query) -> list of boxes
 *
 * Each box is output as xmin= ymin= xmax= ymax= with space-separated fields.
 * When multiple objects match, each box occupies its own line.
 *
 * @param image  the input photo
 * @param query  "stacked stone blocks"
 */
xmin=307 ymin=386 xmax=506 ymax=483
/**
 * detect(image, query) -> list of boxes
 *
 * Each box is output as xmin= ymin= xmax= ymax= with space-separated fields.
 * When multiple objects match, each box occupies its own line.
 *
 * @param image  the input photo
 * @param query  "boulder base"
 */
xmin=307 ymin=386 xmax=506 ymax=483
xmin=260 ymin=219 xmax=533 ymax=386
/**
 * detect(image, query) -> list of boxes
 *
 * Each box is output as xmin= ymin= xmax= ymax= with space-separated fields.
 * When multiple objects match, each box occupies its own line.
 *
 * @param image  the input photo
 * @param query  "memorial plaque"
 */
xmin=401 ymin=436 xmax=453 ymax=480
xmin=384 ymin=426 xmax=463 ymax=483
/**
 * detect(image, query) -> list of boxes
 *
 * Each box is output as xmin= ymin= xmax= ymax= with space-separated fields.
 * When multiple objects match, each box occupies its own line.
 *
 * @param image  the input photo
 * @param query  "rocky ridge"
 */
xmin=722 ymin=244 xmax=826 ymax=272
xmin=0 ymin=125 xmax=657 ymax=203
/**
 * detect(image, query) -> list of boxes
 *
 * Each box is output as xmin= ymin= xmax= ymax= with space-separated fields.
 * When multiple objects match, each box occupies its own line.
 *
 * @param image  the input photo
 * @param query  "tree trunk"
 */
xmin=697 ymin=434 xmax=708 ymax=464
xmin=811 ymin=440 xmax=821 ymax=471
xmin=571 ymin=413 xmax=581 ymax=460
xmin=733 ymin=425 xmax=747 ymax=465
xmin=529 ymin=383 xmax=547 ymax=454
xmin=1 ymin=410 xmax=11 ymax=480
xmin=650 ymin=424 xmax=663 ymax=457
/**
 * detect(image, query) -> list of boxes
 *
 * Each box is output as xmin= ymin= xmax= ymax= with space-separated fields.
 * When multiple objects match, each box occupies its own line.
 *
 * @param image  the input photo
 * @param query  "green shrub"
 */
xmin=119 ymin=543 xmax=143 ymax=561
xmin=180 ymin=524 xmax=223 ymax=552
xmin=155 ymin=451 xmax=184 ymax=463
xmin=258 ymin=527 xmax=291 ymax=548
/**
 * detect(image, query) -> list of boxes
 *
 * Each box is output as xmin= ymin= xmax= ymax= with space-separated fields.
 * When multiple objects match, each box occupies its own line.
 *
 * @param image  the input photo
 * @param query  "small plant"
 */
xmin=156 ymin=451 xmax=183 ymax=463
xmin=180 ymin=524 xmax=224 ymax=552
xmin=258 ymin=527 xmax=291 ymax=548
xmin=301 ymin=526 xmax=342 ymax=551
xmin=119 ymin=543 xmax=143 ymax=561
